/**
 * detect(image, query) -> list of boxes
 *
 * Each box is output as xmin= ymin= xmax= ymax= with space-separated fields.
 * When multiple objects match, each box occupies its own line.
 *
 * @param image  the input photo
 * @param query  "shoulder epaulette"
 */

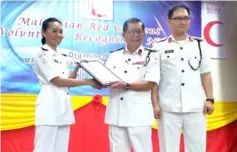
xmin=110 ymin=47 xmax=124 ymax=53
xmin=192 ymin=36 xmax=203 ymax=41
xmin=144 ymin=48 xmax=157 ymax=52
xmin=157 ymin=37 xmax=168 ymax=43
xmin=41 ymin=47 xmax=48 ymax=51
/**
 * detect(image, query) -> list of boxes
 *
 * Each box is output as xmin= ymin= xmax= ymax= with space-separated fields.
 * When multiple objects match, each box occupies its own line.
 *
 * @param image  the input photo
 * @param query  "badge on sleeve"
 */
xmin=41 ymin=58 xmax=48 ymax=64
xmin=39 ymin=54 xmax=47 ymax=64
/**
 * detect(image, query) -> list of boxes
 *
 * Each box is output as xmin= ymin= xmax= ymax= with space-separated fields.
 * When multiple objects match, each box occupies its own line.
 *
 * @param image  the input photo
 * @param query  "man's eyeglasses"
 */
xmin=126 ymin=30 xmax=144 ymax=35
xmin=171 ymin=16 xmax=190 ymax=21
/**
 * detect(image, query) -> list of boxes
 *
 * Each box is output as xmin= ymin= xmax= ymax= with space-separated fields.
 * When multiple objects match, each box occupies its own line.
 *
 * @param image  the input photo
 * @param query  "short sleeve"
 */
xmin=199 ymin=41 xmax=211 ymax=74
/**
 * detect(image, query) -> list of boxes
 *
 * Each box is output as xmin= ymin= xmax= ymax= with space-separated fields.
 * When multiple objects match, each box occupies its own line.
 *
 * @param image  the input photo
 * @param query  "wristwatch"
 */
xmin=206 ymin=98 xmax=215 ymax=104
xmin=125 ymin=83 xmax=130 ymax=90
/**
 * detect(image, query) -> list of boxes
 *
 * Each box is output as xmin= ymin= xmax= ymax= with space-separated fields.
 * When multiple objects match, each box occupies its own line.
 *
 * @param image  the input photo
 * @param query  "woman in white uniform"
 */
xmin=33 ymin=18 xmax=100 ymax=152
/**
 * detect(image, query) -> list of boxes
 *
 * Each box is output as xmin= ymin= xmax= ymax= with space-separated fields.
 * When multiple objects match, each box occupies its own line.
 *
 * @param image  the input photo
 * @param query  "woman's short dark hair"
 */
xmin=168 ymin=4 xmax=190 ymax=19
xmin=41 ymin=17 xmax=62 ymax=45
xmin=122 ymin=18 xmax=145 ymax=32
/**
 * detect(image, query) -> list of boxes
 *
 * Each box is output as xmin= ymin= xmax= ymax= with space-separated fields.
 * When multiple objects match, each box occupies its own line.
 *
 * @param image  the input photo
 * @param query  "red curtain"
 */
xmin=1 ymin=103 xmax=237 ymax=152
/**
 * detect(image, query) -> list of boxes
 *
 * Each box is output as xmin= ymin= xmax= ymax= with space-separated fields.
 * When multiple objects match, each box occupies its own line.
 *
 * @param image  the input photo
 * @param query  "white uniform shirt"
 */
xmin=34 ymin=44 xmax=75 ymax=125
xmin=153 ymin=35 xmax=211 ymax=113
xmin=105 ymin=46 xmax=159 ymax=127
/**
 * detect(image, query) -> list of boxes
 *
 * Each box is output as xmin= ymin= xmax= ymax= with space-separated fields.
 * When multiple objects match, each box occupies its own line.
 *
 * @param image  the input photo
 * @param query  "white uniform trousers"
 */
xmin=158 ymin=112 xmax=206 ymax=152
xmin=34 ymin=125 xmax=70 ymax=152
xmin=109 ymin=125 xmax=152 ymax=152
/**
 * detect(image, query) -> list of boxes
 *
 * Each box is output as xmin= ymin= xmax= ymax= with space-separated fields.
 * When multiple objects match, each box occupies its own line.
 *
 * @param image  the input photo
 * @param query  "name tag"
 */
xmin=165 ymin=50 xmax=174 ymax=54
xmin=133 ymin=61 xmax=145 ymax=65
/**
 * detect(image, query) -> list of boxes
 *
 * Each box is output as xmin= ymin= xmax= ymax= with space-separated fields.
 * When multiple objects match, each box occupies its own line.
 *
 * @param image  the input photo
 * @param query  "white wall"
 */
xmin=211 ymin=2 xmax=237 ymax=101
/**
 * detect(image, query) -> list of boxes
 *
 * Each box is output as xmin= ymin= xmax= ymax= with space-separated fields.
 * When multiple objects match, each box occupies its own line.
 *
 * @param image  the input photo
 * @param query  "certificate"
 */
xmin=77 ymin=60 xmax=124 ymax=86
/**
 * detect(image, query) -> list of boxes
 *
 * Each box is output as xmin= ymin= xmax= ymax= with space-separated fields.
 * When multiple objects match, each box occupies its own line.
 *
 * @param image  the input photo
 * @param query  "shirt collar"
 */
xmin=167 ymin=34 xmax=194 ymax=43
xmin=124 ymin=45 xmax=144 ymax=55
xmin=42 ymin=44 xmax=58 ymax=56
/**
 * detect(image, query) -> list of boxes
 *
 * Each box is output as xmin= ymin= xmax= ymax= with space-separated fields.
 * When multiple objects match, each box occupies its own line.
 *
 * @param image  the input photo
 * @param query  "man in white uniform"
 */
xmin=105 ymin=18 xmax=159 ymax=152
xmin=152 ymin=4 xmax=215 ymax=152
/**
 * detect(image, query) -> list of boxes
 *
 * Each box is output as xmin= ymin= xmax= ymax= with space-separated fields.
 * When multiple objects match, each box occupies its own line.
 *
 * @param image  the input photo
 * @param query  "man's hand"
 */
xmin=153 ymin=104 xmax=162 ymax=119
xmin=203 ymin=101 xmax=214 ymax=115
xmin=110 ymin=81 xmax=126 ymax=89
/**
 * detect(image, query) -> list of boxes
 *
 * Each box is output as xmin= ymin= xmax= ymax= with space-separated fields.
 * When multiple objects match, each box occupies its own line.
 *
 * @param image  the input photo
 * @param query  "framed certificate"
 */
xmin=77 ymin=60 xmax=124 ymax=86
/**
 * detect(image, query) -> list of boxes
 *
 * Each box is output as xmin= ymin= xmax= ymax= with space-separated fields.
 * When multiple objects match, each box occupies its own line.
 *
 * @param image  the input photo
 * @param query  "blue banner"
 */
xmin=1 ymin=1 xmax=201 ymax=96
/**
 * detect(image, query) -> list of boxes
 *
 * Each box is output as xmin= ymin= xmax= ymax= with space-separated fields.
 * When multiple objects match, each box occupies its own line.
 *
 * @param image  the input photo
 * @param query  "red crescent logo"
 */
xmin=204 ymin=21 xmax=223 ymax=47
xmin=91 ymin=7 xmax=106 ymax=17
xmin=91 ymin=0 xmax=106 ymax=18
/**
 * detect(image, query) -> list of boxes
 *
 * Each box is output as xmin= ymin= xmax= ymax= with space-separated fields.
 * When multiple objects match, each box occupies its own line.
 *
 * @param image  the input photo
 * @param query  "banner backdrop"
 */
xmin=1 ymin=1 xmax=201 ymax=96
xmin=2 ymin=2 xmax=237 ymax=152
